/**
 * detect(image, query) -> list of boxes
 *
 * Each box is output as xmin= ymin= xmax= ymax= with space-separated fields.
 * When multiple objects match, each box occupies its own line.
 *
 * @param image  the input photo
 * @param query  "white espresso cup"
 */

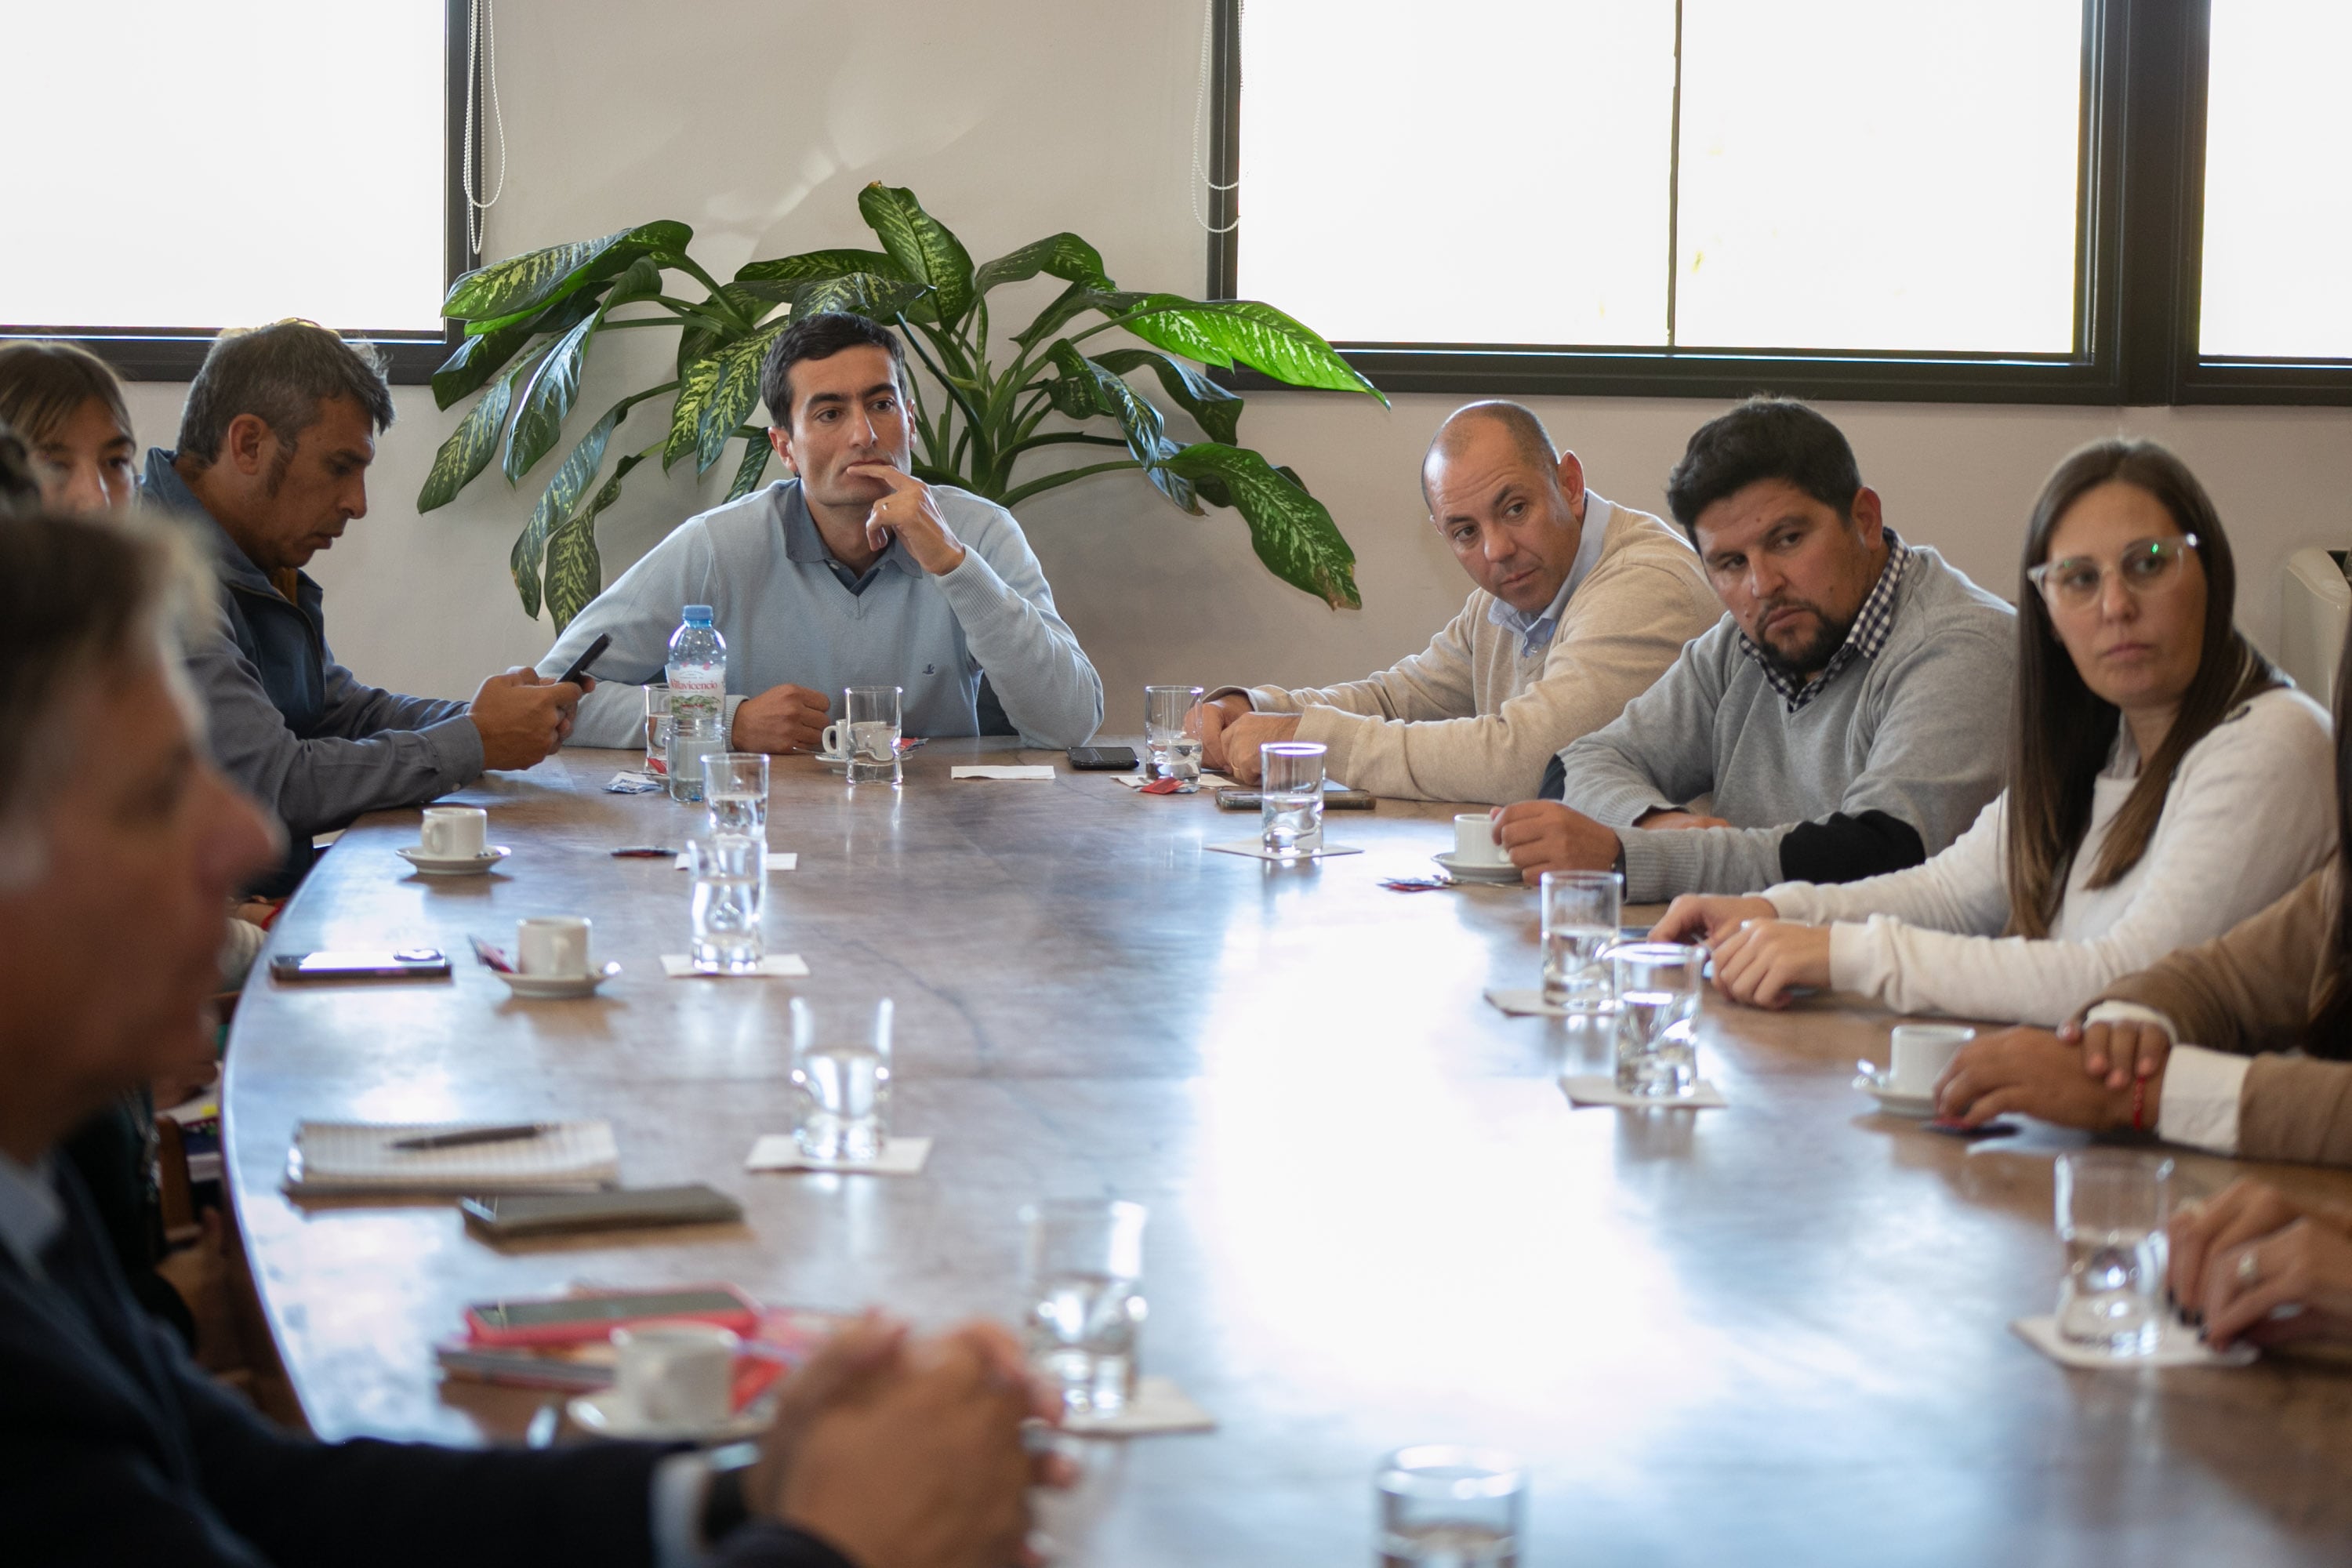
xmin=516 ymin=916 xmax=592 ymax=978
xmin=1887 ymin=1024 xmax=1976 ymax=1096
xmin=820 ymin=720 xmax=893 ymax=762
xmin=1453 ymin=811 xmax=1508 ymax=866
xmin=419 ymin=805 xmax=488 ymax=859
xmin=610 ymin=1322 xmax=738 ymax=1428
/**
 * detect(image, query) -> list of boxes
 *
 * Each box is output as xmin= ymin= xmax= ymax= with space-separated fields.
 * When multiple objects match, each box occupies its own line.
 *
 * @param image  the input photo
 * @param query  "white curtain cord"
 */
xmin=1191 ymin=0 xmax=1240 ymax=234
xmin=463 ymin=0 xmax=507 ymax=258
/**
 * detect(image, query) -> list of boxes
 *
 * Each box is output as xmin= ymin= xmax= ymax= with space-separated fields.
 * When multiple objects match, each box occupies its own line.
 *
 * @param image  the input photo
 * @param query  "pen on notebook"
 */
xmin=390 ymin=1123 xmax=550 ymax=1152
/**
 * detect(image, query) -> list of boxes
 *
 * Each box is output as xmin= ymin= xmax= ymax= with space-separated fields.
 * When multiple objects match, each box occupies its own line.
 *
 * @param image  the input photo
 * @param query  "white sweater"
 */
xmin=1762 ymin=686 xmax=2335 ymax=1025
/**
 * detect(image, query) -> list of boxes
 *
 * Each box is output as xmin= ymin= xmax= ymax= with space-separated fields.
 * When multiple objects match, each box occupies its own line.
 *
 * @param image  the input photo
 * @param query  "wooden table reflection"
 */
xmin=223 ymin=741 xmax=2352 ymax=1564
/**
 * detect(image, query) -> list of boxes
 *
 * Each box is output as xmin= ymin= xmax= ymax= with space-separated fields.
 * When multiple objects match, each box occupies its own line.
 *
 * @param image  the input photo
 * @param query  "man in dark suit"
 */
xmin=0 ymin=506 xmax=1047 ymax=1568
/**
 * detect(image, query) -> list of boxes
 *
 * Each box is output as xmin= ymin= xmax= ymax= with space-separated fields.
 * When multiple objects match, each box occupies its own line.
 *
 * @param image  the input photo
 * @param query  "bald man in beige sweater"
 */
xmin=1201 ymin=402 xmax=1722 ymax=804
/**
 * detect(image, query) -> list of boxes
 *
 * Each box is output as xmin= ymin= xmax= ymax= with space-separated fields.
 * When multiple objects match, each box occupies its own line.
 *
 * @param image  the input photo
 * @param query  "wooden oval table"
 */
xmin=225 ymin=740 xmax=2352 ymax=1565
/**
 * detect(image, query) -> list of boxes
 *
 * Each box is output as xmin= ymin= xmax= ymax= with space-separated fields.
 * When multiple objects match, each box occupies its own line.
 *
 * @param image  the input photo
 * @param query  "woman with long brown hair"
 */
xmin=1653 ymin=437 xmax=2333 ymax=1025
xmin=0 ymin=339 xmax=139 ymax=513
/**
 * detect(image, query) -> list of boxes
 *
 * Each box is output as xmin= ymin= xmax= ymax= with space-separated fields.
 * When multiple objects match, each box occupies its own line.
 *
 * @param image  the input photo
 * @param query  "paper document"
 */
xmin=950 ymin=765 xmax=1056 ymax=781
xmin=285 ymin=1120 xmax=618 ymax=1196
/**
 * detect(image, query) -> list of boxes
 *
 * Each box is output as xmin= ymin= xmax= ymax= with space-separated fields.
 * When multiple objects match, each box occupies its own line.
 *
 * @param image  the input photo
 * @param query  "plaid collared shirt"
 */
xmin=1738 ymin=528 xmax=1911 ymax=712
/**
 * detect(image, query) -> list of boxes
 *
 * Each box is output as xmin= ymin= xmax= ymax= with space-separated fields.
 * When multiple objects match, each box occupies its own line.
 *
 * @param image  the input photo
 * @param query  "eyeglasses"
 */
xmin=2026 ymin=534 xmax=2199 ymax=610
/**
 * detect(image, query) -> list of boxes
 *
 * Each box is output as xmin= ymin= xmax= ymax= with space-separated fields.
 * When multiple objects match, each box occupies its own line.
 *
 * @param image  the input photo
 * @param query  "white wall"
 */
xmin=122 ymin=0 xmax=2352 ymax=720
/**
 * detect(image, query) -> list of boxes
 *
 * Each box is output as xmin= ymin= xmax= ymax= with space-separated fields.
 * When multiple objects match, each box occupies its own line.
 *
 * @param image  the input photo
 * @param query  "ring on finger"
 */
xmin=2237 ymin=1249 xmax=2261 ymax=1288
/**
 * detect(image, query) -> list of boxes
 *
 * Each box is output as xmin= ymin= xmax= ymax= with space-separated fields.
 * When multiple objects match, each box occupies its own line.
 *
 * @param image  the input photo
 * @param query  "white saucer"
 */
xmin=1432 ymin=851 xmax=1523 ymax=885
xmin=1853 ymin=1068 xmax=1937 ymax=1119
xmin=567 ymin=1388 xmax=771 ymax=1443
xmin=494 ymin=962 xmax=620 ymax=1000
xmin=397 ymin=844 xmax=511 ymax=876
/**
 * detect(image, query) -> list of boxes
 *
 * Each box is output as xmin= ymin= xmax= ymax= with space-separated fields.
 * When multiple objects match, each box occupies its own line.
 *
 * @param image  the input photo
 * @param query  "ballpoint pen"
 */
xmin=391 ymin=1123 xmax=550 ymax=1152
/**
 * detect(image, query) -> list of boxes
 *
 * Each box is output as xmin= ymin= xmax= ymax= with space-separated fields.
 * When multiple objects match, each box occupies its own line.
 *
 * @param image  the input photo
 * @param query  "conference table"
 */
xmin=224 ymin=739 xmax=2352 ymax=1565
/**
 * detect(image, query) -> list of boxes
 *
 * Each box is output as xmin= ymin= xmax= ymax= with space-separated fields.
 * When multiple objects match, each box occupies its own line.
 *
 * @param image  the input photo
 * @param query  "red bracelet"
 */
xmin=2130 ymin=1075 xmax=2148 ymax=1134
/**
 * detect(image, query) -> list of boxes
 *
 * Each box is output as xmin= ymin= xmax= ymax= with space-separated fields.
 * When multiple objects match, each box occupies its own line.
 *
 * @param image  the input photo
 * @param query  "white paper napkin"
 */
xmin=2010 ymin=1314 xmax=2256 ymax=1370
xmin=606 ymin=771 xmax=666 ymax=794
xmin=673 ymin=851 xmax=797 ymax=870
xmin=1203 ymin=839 xmax=1364 ymax=862
xmin=1110 ymin=772 xmax=1236 ymax=790
xmin=745 ymin=1134 xmax=932 ymax=1174
xmin=950 ymin=765 xmax=1057 ymax=781
xmin=1486 ymin=988 xmax=1571 ymax=1018
xmin=1058 ymin=1376 xmax=1217 ymax=1436
xmin=1562 ymin=1074 xmax=1730 ymax=1109
xmin=659 ymin=954 xmax=809 ymax=978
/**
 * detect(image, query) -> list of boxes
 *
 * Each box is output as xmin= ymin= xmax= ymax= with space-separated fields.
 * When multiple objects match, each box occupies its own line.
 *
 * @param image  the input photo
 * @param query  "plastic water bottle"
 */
xmin=665 ymin=605 xmax=726 ymax=804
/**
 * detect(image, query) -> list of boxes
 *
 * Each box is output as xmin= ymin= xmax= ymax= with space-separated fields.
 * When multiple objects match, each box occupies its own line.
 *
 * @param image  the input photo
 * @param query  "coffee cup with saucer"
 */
xmin=567 ymin=1323 xmax=765 ymax=1440
xmin=397 ymin=806 xmax=510 ymax=875
xmin=1853 ymin=1024 xmax=1976 ymax=1117
xmin=494 ymin=916 xmax=619 ymax=1000
xmin=1432 ymin=813 xmax=1521 ymax=884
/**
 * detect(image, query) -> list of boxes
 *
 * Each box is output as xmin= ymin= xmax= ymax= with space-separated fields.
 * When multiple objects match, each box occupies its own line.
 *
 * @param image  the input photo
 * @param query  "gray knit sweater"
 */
xmin=1551 ymin=543 xmax=2016 ymax=901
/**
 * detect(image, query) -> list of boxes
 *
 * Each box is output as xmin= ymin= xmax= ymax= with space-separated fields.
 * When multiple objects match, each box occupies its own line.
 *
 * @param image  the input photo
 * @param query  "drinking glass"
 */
xmin=1377 ymin=1446 xmax=1525 ymax=1567
xmin=1611 ymin=942 xmax=1704 ymax=1098
xmin=789 ymin=996 xmax=894 ymax=1161
xmin=643 ymin=684 xmax=672 ymax=776
xmin=844 ymin=684 xmax=904 ymax=786
xmin=1259 ymin=742 xmax=1327 ymax=858
xmin=2054 ymin=1150 xmax=2173 ymax=1356
xmin=685 ymin=833 xmax=764 ymax=973
xmin=666 ymin=712 xmax=724 ymax=804
xmin=1144 ymin=685 xmax=1205 ymax=780
xmin=702 ymin=753 xmax=770 ymax=838
xmin=1540 ymin=870 xmax=1621 ymax=1012
xmin=1022 ymin=1199 xmax=1147 ymax=1417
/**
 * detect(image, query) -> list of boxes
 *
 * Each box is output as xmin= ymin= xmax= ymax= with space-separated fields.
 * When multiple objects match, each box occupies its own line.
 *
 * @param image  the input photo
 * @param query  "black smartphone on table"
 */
xmin=269 ymin=949 xmax=452 ymax=981
xmin=557 ymin=631 xmax=612 ymax=688
xmin=1215 ymin=785 xmax=1375 ymax=810
xmin=1069 ymin=745 xmax=1140 ymax=770
xmin=459 ymin=1184 xmax=745 ymax=1238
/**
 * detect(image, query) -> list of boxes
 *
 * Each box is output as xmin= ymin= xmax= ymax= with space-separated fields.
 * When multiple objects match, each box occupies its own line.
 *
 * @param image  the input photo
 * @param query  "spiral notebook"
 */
xmin=284 ymin=1120 xmax=619 ymax=1196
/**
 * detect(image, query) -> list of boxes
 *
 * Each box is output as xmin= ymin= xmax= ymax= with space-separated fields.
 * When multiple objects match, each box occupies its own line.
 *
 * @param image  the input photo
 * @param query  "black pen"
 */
xmin=391 ymin=1123 xmax=549 ymax=1152
xmin=610 ymin=845 xmax=681 ymax=858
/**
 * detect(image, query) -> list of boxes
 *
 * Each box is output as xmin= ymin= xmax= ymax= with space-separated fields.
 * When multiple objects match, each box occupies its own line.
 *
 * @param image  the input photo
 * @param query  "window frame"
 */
xmin=0 ymin=0 xmax=475 ymax=386
xmin=1207 ymin=0 xmax=2352 ymax=407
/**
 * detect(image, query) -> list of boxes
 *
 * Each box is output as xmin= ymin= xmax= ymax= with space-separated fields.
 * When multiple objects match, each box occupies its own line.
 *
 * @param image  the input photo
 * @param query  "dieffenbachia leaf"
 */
xmin=858 ymin=183 xmax=975 ymax=324
xmin=727 ymin=435 xmax=772 ymax=500
xmin=972 ymin=233 xmax=1114 ymax=298
xmin=417 ymin=349 xmax=540 ymax=512
xmin=514 ymin=401 xmax=628 ymax=619
xmin=1164 ymin=442 xmax=1360 ymax=608
xmin=696 ymin=321 xmax=793 ymax=474
xmin=1012 ymin=285 xmax=1153 ymax=352
xmin=430 ymin=287 xmax=602 ymax=411
xmin=446 ymin=220 xmax=691 ymax=328
xmin=789 ymin=273 xmax=933 ymax=322
xmin=1046 ymin=342 xmax=1191 ymax=510
xmin=1116 ymin=295 xmax=1385 ymax=401
xmin=734 ymin=249 xmax=908 ymax=285
xmin=502 ymin=256 xmax=664 ymax=484
xmin=1088 ymin=347 xmax=1244 ymax=445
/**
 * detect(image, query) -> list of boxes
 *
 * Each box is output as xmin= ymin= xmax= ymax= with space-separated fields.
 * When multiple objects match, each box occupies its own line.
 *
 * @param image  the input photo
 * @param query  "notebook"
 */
xmin=284 ymin=1120 xmax=619 ymax=1196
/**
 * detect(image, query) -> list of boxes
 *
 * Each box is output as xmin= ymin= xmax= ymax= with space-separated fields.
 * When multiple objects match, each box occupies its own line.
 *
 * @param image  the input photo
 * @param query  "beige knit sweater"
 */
xmin=1226 ymin=497 xmax=1722 ymax=805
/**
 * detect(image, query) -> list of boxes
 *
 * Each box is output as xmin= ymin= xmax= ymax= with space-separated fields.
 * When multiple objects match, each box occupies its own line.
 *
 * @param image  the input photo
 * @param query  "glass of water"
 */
xmin=844 ymin=684 xmax=903 ymax=786
xmin=789 ymin=996 xmax=894 ymax=1161
xmin=643 ymin=684 xmax=672 ymax=777
xmin=1540 ymin=870 xmax=1621 ymax=1012
xmin=1611 ymin=942 xmax=1703 ymax=1098
xmin=1144 ymin=684 xmax=1205 ymax=780
xmin=702 ymin=752 xmax=769 ymax=837
xmin=1022 ymin=1198 xmax=1148 ymax=1417
xmin=685 ymin=833 xmax=764 ymax=973
xmin=1377 ymin=1446 xmax=1525 ymax=1567
xmin=2054 ymin=1150 xmax=2173 ymax=1356
xmin=1259 ymin=742 xmax=1326 ymax=858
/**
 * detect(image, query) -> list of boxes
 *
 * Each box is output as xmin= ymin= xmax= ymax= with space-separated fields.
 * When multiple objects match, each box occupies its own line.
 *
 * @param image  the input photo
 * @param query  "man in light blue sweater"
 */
xmin=1495 ymin=398 xmax=2016 ymax=901
xmin=541 ymin=314 xmax=1102 ymax=752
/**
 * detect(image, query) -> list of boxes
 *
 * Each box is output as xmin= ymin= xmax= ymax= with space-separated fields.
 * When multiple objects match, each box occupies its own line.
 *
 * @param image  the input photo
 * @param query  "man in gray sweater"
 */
xmin=1494 ymin=398 xmax=2014 ymax=901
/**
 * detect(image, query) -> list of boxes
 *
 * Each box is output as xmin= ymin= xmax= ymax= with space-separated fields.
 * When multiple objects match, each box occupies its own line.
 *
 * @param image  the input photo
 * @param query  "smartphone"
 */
xmin=463 ymin=1283 xmax=761 ymax=1347
xmin=460 ymin=1184 xmax=745 ymax=1238
xmin=1214 ymin=786 xmax=1375 ymax=810
xmin=1069 ymin=745 xmax=1140 ymax=771
xmin=269 ymin=949 xmax=452 ymax=981
xmin=557 ymin=630 xmax=612 ymax=688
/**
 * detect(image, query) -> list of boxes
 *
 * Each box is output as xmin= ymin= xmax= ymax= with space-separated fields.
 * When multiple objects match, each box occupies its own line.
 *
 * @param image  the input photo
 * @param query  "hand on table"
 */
xmin=1650 ymin=895 xmax=1777 ymax=945
xmin=1706 ymin=919 xmax=1832 ymax=1009
xmin=847 ymin=464 xmax=967 ymax=576
xmin=1932 ymin=1025 xmax=2151 ymax=1131
xmin=2059 ymin=1013 xmax=2175 ymax=1092
xmin=2172 ymin=1179 xmax=2352 ymax=1350
xmin=470 ymin=666 xmax=590 ymax=770
xmin=1210 ymin=712 xmax=1301 ymax=786
xmin=731 ymin=684 xmax=832 ymax=753
xmin=1193 ymin=695 xmax=1253 ymax=773
xmin=1493 ymin=801 xmax=1621 ymax=885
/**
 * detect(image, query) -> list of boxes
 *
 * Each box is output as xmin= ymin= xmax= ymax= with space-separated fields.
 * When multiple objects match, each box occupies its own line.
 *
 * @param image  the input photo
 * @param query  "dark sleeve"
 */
xmin=710 ymin=1522 xmax=864 ymax=1568
xmin=1777 ymin=809 xmax=1927 ymax=884
xmin=1538 ymin=753 xmax=1566 ymax=800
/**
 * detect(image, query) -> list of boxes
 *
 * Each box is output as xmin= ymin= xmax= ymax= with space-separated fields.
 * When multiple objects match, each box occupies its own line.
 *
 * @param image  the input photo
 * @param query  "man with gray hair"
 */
xmin=1200 ymin=401 xmax=1720 ymax=802
xmin=146 ymin=321 xmax=588 ymax=895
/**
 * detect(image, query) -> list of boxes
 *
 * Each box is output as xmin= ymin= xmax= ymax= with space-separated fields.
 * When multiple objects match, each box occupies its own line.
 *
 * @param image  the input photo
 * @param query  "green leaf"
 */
xmin=789 ymin=273 xmax=933 ymax=321
xmin=666 ymin=351 xmax=727 ymax=471
xmin=430 ymin=287 xmax=602 ymax=411
xmin=727 ymin=437 xmax=772 ymax=501
xmin=972 ymin=233 xmax=1114 ymax=298
xmin=1117 ymin=296 xmax=1385 ymax=401
xmin=1090 ymin=347 xmax=1244 ymax=445
xmin=1013 ymin=285 xmax=1153 ymax=352
xmin=697 ymin=321 xmax=792 ymax=473
xmin=499 ymin=257 xmax=664 ymax=485
xmin=1046 ymin=343 xmax=1192 ymax=512
xmin=417 ymin=351 xmax=536 ymax=512
xmin=512 ymin=401 xmax=628 ymax=619
xmin=445 ymin=220 xmax=691 ymax=325
xmin=543 ymin=510 xmax=604 ymax=633
xmin=1164 ymin=442 xmax=1360 ymax=608
xmin=734 ymin=249 xmax=907 ymax=285
xmin=857 ymin=183 xmax=975 ymax=324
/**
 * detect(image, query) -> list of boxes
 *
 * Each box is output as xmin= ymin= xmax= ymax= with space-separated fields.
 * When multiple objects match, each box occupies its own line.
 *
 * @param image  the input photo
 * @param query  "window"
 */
xmin=1211 ymin=0 xmax=2352 ymax=405
xmin=0 ymin=0 xmax=466 ymax=380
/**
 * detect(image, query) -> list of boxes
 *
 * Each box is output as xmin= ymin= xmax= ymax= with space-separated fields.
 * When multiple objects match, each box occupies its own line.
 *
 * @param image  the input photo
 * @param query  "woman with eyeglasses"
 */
xmin=1652 ymin=438 xmax=2333 ymax=1025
